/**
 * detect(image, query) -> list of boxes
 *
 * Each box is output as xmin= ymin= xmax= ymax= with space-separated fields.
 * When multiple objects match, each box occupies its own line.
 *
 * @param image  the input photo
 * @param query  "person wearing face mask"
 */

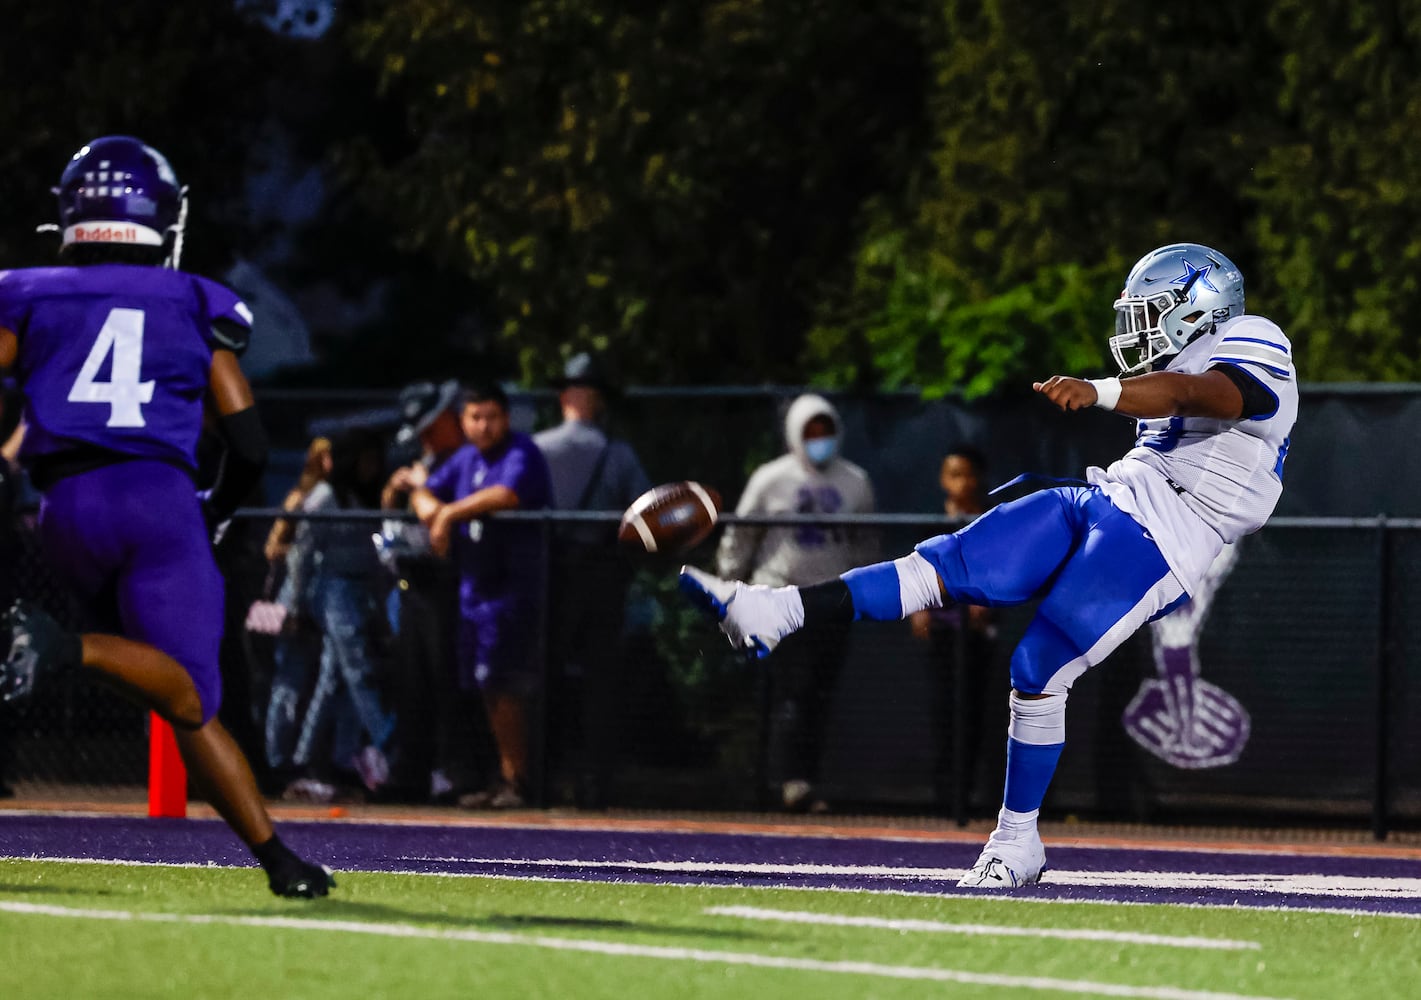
xmin=714 ymin=393 xmax=877 ymax=812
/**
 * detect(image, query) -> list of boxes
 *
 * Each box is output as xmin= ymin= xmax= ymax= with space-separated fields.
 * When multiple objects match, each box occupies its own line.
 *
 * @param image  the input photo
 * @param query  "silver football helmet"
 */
xmin=1110 ymin=243 xmax=1244 ymax=373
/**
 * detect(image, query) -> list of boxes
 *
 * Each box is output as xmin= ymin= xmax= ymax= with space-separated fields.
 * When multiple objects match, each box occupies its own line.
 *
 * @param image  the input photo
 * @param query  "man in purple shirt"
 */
xmin=0 ymin=135 xmax=332 ymax=897
xmin=411 ymin=381 xmax=552 ymax=807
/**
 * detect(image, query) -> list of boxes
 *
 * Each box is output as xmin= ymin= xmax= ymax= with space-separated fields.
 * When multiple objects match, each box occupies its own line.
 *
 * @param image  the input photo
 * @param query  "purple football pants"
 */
xmin=38 ymin=459 xmax=225 ymax=722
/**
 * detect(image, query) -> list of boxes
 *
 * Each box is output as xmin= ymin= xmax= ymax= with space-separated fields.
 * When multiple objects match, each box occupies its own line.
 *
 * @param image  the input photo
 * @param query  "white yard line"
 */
xmin=402 ymin=856 xmax=1421 ymax=900
xmin=0 ymin=900 xmax=1289 ymax=1000
xmin=7 ymin=855 xmax=1420 ymax=919
xmin=704 ymin=905 xmax=1261 ymax=950
xmin=1045 ymin=871 xmax=1421 ymax=898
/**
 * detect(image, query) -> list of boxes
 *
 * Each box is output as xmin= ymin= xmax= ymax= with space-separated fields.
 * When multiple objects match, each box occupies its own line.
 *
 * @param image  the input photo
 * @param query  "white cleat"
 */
xmin=678 ymin=565 xmax=796 ymax=659
xmin=957 ymin=836 xmax=1046 ymax=890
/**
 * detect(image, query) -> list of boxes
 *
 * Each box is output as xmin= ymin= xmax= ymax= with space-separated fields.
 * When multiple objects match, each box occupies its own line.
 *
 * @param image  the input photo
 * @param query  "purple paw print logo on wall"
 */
xmin=1122 ymin=543 xmax=1250 ymax=769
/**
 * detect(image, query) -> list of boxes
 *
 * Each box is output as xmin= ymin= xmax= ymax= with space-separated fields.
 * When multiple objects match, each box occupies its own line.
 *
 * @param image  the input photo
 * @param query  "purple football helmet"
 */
xmin=54 ymin=136 xmax=188 ymax=268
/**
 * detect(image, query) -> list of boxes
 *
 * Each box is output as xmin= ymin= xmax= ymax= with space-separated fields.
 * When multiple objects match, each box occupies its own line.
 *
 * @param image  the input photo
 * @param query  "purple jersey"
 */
xmin=0 ymin=263 xmax=252 ymax=472
xmin=426 ymin=432 xmax=553 ymax=613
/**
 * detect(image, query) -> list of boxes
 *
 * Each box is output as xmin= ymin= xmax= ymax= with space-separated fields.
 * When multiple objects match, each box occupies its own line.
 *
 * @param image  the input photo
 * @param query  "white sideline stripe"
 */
xmin=8 ymin=855 xmax=1421 ymax=919
xmin=407 ymin=856 xmax=1421 ymax=899
xmin=705 ymin=906 xmax=1260 ymax=951
xmin=0 ymin=901 xmax=1288 ymax=1000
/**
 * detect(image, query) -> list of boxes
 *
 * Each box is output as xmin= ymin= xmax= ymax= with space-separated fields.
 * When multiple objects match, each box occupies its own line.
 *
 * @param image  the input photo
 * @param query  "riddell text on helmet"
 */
xmin=69 ymin=224 xmax=159 ymax=244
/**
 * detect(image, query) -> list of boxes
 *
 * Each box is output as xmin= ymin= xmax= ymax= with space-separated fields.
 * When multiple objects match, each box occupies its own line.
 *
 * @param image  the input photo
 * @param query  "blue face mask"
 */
xmin=804 ymin=437 xmax=838 ymax=467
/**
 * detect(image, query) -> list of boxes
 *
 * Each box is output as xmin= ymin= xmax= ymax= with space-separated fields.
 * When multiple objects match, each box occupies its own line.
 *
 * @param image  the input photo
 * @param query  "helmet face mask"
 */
xmin=1109 ymin=243 xmax=1244 ymax=373
xmin=53 ymin=136 xmax=188 ymax=269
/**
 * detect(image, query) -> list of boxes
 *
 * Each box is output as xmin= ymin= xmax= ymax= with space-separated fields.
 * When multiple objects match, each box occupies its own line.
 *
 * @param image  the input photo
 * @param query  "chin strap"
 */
xmin=165 ymin=187 xmax=190 ymax=270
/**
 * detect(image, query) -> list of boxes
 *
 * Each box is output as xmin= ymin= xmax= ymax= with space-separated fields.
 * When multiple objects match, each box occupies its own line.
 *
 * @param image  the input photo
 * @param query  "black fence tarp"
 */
xmin=3 ymin=383 xmax=1419 ymax=834
xmin=4 ymin=508 xmax=1418 ymax=838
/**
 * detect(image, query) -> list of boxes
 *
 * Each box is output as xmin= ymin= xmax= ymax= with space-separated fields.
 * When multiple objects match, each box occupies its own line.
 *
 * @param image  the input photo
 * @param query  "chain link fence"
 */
xmin=4 ymin=503 xmax=1417 ymax=836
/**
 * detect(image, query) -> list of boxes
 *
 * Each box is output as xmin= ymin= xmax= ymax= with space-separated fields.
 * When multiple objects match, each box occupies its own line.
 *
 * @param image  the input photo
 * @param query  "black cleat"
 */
xmin=268 ymin=860 xmax=337 ymax=899
xmin=1 ymin=601 xmax=80 ymax=704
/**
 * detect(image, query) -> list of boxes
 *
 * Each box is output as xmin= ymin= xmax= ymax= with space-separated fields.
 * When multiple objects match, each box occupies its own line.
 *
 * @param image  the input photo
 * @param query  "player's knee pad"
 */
xmin=1008 ymin=690 xmax=1068 ymax=746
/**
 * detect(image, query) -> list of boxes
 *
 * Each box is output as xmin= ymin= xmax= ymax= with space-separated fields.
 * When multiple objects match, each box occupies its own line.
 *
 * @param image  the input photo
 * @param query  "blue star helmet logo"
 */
xmin=1171 ymin=258 xmax=1218 ymax=301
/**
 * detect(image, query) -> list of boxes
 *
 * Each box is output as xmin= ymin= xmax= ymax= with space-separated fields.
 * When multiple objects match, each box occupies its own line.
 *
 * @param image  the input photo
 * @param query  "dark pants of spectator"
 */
xmin=926 ymin=622 xmax=994 ymax=824
xmin=546 ymin=544 xmax=633 ymax=808
xmin=384 ymin=563 xmax=492 ymax=801
xmin=761 ymin=619 xmax=853 ymax=805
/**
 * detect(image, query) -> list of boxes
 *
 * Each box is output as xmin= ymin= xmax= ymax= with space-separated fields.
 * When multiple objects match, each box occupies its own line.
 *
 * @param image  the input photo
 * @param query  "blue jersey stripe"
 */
xmin=1214 ymin=356 xmax=1292 ymax=379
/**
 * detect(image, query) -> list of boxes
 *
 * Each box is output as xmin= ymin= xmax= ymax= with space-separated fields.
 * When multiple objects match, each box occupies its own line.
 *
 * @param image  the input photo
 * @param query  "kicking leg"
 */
xmin=678 ymin=488 xmax=1087 ymax=659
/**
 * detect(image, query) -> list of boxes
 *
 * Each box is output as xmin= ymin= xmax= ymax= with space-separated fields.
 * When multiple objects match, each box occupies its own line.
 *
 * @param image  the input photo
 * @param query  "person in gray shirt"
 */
xmin=534 ymin=352 xmax=650 ymax=807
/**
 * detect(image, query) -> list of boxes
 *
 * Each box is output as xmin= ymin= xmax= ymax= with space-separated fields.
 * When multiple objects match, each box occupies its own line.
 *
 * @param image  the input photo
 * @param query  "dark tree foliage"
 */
xmin=0 ymin=2 xmax=273 ymax=276
xmin=810 ymin=2 xmax=1292 ymax=397
xmin=336 ymin=0 xmax=934 ymax=386
xmin=2 ymin=1 xmax=1416 ymax=393
xmin=1249 ymin=1 xmax=1421 ymax=381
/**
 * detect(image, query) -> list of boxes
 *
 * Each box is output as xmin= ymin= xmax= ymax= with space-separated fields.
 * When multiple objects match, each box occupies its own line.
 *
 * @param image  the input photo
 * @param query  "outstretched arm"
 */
xmin=410 ymin=483 xmax=521 ymax=556
xmin=1033 ymin=370 xmax=1245 ymax=420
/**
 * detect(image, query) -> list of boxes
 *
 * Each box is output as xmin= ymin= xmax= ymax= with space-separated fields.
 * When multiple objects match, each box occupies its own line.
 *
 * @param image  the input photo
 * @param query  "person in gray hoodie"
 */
xmin=715 ymin=393 xmax=876 ymax=811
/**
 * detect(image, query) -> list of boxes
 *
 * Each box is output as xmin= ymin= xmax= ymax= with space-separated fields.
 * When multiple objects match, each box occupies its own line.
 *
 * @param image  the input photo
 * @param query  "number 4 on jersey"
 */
xmin=68 ymin=307 xmax=155 ymax=428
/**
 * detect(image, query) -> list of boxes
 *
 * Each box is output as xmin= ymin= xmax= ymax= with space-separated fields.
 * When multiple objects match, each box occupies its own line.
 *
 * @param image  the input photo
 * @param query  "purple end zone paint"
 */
xmin=2 ymin=814 xmax=1417 ymax=916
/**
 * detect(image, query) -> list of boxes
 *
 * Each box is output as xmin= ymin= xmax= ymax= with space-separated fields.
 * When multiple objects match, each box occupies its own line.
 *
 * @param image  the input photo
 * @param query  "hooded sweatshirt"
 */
xmin=715 ymin=393 xmax=877 ymax=587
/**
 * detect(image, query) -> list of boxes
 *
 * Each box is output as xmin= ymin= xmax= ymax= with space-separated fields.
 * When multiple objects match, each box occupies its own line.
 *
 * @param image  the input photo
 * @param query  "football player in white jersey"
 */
xmin=682 ymin=243 xmax=1297 ymax=889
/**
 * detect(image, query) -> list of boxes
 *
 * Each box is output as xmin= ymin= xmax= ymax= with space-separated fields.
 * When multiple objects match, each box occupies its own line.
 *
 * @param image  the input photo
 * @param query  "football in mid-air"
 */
xmin=618 ymin=481 xmax=722 ymax=555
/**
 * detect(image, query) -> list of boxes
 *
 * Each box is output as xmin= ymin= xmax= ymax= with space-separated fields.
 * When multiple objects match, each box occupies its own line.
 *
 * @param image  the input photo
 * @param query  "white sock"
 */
xmin=993 ymin=806 xmax=1040 ymax=841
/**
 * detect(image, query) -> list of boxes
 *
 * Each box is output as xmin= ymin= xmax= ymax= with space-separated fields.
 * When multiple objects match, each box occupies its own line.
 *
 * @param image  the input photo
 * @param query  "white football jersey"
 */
xmin=1089 ymin=315 xmax=1297 ymax=590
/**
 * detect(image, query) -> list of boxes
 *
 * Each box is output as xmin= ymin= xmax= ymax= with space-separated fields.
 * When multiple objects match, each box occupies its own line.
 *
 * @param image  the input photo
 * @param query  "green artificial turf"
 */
xmin=1 ymin=858 xmax=1415 ymax=999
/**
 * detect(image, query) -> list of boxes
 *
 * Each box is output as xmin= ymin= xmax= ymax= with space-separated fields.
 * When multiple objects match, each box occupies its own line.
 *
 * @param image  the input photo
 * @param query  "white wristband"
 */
xmin=1087 ymin=377 xmax=1122 ymax=411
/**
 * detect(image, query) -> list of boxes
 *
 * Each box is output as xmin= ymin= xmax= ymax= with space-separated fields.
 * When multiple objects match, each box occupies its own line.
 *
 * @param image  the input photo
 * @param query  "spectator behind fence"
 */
xmin=260 ymin=435 xmax=330 ymax=791
xmin=411 ymin=382 xmax=554 ymax=808
xmin=682 ymin=242 xmax=1297 ymax=890
xmin=908 ymin=444 xmax=998 ymax=816
xmin=0 ymin=135 xmax=331 ymax=896
xmin=714 ymin=393 xmax=877 ymax=812
xmin=534 ymin=352 xmax=651 ymax=808
xmin=377 ymin=379 xmax=494 ymax=804
xmin=282 ymin=428 xmax=396 ymax=803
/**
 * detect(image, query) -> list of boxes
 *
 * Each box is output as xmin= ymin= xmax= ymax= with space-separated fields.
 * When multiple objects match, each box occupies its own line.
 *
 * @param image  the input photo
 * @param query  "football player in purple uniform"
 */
xmin=0 ymin=136 xmax=334 ymax=898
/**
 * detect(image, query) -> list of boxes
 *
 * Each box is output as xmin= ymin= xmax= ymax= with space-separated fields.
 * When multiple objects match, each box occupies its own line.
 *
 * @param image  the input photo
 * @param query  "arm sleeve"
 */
xmin=1208 ymin=362 xmax=1280 ymax=421
xmin=1206 ymin=319 xmax=1294 ymax=420
xmin=203 ymin=405 xmax=269 ymax=522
